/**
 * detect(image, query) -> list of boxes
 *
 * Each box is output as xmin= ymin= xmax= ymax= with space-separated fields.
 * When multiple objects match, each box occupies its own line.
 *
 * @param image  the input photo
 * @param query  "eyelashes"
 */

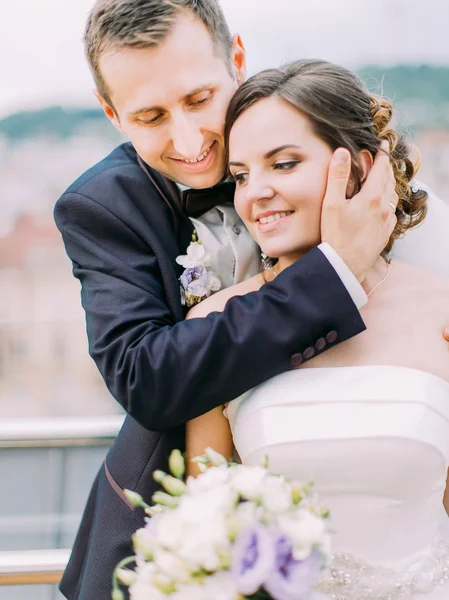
xmin=231 ymin=159 xmax=301 ymax=186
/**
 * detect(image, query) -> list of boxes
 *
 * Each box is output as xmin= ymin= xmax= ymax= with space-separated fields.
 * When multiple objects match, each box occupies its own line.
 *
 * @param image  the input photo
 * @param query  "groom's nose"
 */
xmin=171 ymin=112 xmax=204 ymax=160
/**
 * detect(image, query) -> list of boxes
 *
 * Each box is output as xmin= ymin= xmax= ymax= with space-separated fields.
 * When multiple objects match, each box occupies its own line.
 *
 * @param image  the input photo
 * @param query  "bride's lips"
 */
xmin=256 ymin=211 xmax=294 ymax=233
xmin=171 ymin=141 xmax=217 ymax=173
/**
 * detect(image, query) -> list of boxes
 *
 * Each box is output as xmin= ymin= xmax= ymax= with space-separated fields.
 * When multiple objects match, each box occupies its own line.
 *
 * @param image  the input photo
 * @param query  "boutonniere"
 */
xmin=176 ymin=231 xmax=222 ymax=307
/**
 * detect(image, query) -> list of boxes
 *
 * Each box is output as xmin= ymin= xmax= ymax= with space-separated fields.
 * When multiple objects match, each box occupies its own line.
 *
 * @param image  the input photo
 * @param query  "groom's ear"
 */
xmin=94 ymin=90 xmax=124 ymax=134
xmin=231 ymin=34 xmax=246 ymax=86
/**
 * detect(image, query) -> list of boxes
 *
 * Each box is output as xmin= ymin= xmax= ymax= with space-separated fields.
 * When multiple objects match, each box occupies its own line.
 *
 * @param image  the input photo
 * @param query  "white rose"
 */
xmin=278 ymin=510 xmax=327 ymax=560
xmin=186 ymin=464 xmax=230 ymax=495
xmin=201 ymin=571 xmax=239 ymax=600
xmin=176 ymin=484 xmax=236 ymax=523
xmin=152 ymin=548 xmax=190 ymax=581
xmin=260 ymin=475 xmax=292 ymax=514
xmin=129 ymin=580 xmax=167 ymax=600
xmin=153 ymin=511 xmax=183 ymax=550
xmin=130 ymin=564 xmax=165 ymax=600
xmin=176 ymin=518 xmax=231 ymax=572
xmin=227 ymin=500 xmax=264 ymax=539
xmin=230 ymin=465 xmax=267 ymax=500
xmin=133 ymin=526 xmax=159 ymax=559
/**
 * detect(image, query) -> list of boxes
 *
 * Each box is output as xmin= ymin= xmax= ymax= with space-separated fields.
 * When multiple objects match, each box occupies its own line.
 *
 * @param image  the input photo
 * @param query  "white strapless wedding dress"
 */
xmin=225 ymin=366 xmax=449 ymax=600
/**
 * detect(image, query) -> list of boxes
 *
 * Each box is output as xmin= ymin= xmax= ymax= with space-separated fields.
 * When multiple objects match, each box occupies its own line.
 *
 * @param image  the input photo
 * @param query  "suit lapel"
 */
xmin=137 ymin=157 xmax=194 ymax=321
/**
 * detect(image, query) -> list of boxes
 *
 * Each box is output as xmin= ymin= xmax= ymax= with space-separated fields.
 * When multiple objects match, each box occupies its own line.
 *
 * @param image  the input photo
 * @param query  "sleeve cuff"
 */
xmin=318 ymin=242 xmax=367 ymax=310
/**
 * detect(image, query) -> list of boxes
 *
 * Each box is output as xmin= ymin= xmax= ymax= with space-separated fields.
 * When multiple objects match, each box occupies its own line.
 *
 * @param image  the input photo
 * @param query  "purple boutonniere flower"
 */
xmin=176 ymin=232 xmax=221 ymax=307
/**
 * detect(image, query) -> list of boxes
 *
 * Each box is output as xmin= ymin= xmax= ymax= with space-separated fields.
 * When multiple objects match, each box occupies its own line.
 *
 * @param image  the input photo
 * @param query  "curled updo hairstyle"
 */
xmin=224 ymin=59 xmax=427 ymax=255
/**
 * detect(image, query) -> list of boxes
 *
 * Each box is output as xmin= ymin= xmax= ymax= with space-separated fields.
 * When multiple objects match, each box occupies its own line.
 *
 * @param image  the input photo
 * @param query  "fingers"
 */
xmin=322 ymin=148 xmax=351 ymax=206
xmin=383 ymin=207 xmax=398 ymax=244
xmin=360 ymin=141 xmax=390 ymax=204
xmin=444 ymin=327 xmax=449 ymax=343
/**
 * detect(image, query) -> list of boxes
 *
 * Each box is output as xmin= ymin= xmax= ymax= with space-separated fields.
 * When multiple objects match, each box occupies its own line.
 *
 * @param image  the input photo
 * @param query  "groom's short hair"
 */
xmin=85 ymin=0 xmax=233 ymax=108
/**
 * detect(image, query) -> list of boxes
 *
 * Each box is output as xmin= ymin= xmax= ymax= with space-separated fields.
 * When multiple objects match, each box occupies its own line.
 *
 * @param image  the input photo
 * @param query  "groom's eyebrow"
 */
xmin=229 ymin=145 xmax=303 ymax=167
xmin=129 ymin=105 xmax=161 ymax=118
xmin=129 ymin=84 xmax=215 ymax=117
xmin=186 ymin=83 xmax=215 ymax=97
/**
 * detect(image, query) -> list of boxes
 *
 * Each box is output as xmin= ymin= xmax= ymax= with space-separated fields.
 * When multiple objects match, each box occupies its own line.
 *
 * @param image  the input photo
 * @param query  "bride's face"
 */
xmin=229 ymin=96 xmax=334 ymax=264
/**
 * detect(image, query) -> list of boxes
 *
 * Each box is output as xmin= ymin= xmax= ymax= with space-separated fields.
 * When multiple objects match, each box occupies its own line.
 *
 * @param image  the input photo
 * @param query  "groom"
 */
xmin=55 ymin=1 xmax=447 ymax=598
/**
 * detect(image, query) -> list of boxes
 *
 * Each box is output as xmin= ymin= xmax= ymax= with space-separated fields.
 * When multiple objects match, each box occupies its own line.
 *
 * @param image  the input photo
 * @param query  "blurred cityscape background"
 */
xmin=1 ymin=0 xmax=448 ymax=598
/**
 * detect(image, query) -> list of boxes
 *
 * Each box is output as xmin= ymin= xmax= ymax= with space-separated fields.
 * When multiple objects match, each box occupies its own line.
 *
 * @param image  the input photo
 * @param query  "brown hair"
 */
xmin=85 ymin=0 xmax=233 ymax=109
xmin=224 ymin=59 xmax=427 ymax=255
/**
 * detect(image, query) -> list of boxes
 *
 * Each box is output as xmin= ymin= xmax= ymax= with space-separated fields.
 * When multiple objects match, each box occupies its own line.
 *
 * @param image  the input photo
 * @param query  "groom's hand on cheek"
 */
xmin=321 ymin=140 xmax=398 ymax=283
xmin=443 ymin=327 xmax=449 ymax=344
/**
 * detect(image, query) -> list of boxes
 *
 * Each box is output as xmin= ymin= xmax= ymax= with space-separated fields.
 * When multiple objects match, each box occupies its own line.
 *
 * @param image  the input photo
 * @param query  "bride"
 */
xmin=184 ymin=59 xmax=449 ymax=599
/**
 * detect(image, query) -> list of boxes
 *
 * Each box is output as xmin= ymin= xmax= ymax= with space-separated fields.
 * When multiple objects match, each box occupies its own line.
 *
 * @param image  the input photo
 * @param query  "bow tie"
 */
xmin=181 ymin=181 xmax=236 ymax=218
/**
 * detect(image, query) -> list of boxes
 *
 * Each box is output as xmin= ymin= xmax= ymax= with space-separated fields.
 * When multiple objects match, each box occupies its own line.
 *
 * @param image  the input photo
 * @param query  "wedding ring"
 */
xmin=389 ymin=201 xmax=396 ymax=212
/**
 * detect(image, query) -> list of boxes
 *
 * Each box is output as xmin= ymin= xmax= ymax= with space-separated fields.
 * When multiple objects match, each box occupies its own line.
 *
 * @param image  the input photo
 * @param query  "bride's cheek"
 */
xmin=234 ymin=194 xmax=249 ymax=223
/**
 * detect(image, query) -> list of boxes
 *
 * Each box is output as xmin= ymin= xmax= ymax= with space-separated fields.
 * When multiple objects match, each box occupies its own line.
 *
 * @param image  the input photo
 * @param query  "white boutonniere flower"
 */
xmin=176 ymin=231 xmax=222 ymax=307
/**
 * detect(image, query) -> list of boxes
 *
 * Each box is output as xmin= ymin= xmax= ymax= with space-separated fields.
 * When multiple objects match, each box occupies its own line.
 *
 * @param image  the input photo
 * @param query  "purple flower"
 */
xmin=186 ymin=267 xmax=211 ymax=298
xmin=180 ymin=266 xmax=203 ymax=290
xmin=264 ymin=534 xmax=324 ymax=600
xmin=231 ymin=525 xmax=276 ymax=595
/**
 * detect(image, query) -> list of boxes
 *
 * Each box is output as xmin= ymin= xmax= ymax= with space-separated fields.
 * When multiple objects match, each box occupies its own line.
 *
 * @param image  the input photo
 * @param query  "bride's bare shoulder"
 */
xmin=391 ymin=259 xmax=449 ymax=292
xmin=186 ymin=274 xmax=263 ymax=319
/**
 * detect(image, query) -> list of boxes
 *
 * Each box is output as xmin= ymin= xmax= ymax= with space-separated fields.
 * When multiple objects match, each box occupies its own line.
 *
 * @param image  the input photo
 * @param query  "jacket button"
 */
xmin=325 ymin=330 xmax=338 ymax=344
xmin=291 ymin=353 xmax=304 ymax=367
xmin=315 ymin=338 xmax=326 ymax=351
xmin=303 ymin=346 xmax=315 ymax=360
xmin=232 ymin=225 xmax=241 ymax=235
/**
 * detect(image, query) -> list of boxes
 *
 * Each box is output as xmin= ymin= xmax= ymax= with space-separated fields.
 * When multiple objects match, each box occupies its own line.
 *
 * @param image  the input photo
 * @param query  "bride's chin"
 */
xmin=274 ymin=247 xmax=314 ymax=271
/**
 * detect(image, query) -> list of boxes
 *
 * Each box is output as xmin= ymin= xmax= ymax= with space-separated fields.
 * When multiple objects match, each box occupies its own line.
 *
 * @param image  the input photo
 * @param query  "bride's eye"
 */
xmin=231 ymin=172 xmax=249 ymax=186
xmin=274 ymin=160 xmax=300 ymax=171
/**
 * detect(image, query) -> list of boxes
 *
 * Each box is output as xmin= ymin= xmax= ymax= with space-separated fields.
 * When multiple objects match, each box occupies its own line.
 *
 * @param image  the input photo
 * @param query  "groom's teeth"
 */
xmin=182 ymin=146 xmax=211 ymax=164
xmin=259 ymin=211 xmax=292 ymax=224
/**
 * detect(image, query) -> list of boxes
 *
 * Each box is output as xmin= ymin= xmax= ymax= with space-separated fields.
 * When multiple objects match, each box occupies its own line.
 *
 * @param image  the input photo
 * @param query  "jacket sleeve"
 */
xmin=55 ymin=191 xmax=365 ymax=431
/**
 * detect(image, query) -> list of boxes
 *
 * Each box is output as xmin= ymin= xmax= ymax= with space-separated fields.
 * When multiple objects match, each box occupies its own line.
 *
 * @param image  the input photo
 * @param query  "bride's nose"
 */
xmin=245 ymin=174 xmax=276 ymax=204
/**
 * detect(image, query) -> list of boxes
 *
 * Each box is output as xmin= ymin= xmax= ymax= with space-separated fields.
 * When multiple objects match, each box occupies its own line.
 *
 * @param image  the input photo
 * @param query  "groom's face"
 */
xmin=97 ymin=13 xmax=246 ymax=189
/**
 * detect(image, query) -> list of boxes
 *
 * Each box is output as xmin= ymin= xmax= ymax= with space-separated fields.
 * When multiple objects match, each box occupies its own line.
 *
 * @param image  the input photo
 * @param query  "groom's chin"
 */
xmin=179 ymin=171 xmax=225 ymax=190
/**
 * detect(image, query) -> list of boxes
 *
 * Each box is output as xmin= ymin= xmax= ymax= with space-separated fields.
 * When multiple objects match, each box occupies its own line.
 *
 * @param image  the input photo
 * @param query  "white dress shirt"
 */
xmin=189 ymin=204 xmax=260 ymax=289
xmin=189 ymin=203 xmax=366 ymax=310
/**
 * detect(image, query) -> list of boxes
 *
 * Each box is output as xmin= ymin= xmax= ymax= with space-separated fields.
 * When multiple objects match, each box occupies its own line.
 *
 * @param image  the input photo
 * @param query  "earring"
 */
xmin=261 ymin=252 xmax=272 ymax=271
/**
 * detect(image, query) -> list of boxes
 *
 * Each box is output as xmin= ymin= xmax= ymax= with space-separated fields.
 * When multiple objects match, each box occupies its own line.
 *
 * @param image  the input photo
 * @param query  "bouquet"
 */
xmin=113 ymin=449 xmax=331 ymax=600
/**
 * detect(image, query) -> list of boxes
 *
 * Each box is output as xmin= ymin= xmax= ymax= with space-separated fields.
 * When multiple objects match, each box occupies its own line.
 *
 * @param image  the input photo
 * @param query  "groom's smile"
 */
xmin=96 ymin=13 xmax=246 ymax=189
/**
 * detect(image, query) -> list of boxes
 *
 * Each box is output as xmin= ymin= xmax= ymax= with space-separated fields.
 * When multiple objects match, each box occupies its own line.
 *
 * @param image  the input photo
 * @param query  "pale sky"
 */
xmin=1 ymin=0 xmax=448 ymax=118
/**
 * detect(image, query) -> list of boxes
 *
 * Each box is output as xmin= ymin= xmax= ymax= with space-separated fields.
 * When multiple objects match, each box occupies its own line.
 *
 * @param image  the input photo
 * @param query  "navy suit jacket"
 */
xmin=54 ymin=142 xmax=365 ymax=599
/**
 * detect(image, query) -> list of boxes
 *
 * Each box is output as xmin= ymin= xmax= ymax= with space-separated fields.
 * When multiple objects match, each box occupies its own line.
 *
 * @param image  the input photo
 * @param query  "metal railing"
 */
xmin=0 ymin=549 xmax=70 ymax=586
xmin=0 ymin=416 xmax=124 ymax=586
xmin=0 ymin=415 xmax=124 ymax=448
